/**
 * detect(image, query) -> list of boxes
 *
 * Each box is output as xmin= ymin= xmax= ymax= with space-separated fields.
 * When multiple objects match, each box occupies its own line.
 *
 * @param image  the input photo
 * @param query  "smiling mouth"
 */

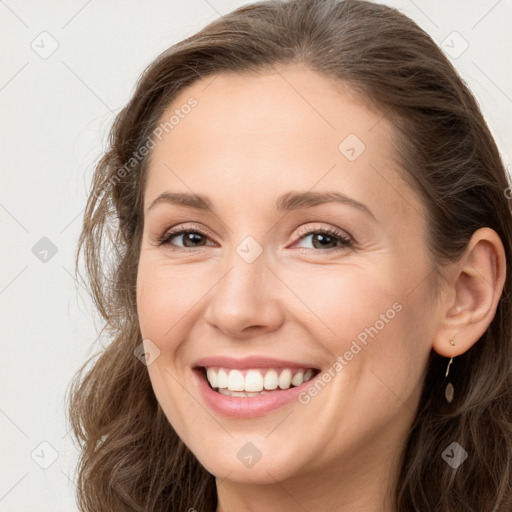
xmin=196 ymin=366 xmax=321 ymax=397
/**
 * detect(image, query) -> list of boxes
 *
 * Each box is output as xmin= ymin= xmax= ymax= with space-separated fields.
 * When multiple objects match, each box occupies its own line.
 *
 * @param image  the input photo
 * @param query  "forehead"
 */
xmin=144 ymin=65 xmax=423 ymax=221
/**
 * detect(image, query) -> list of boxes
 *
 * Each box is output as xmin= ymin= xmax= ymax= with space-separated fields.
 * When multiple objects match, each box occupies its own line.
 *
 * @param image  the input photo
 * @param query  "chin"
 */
xmin=185 ymin=435 xmax=310 ymax=485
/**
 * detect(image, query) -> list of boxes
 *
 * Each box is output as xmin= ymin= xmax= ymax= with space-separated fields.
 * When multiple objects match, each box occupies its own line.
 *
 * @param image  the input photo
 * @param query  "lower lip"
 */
xmin=192 ymin=368 xmax=319 ymax=418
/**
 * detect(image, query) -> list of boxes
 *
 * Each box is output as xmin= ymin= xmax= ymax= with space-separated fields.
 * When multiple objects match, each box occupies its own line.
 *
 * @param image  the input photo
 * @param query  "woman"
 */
xmin=67 ymin=0 xmax=512 ymax=510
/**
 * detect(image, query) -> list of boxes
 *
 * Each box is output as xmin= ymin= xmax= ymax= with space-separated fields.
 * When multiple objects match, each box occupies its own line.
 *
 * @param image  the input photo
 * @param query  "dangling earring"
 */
xmin=444 ymin=336 xmax=456 ymax=403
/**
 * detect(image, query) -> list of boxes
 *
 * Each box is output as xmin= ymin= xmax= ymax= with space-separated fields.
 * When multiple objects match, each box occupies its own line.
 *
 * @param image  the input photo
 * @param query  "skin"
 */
xmin=136 ymin=64 xmax=506 ymax=511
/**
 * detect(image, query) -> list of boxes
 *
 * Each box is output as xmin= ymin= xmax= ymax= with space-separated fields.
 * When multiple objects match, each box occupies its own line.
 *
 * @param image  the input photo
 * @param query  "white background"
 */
xmin=1 ymin=0 xmax=511 ymax=510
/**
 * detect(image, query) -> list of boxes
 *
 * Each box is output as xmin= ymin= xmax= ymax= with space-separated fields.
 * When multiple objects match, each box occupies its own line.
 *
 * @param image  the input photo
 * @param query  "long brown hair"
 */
xmin=66 ymin=0 xmax=512 ymax=510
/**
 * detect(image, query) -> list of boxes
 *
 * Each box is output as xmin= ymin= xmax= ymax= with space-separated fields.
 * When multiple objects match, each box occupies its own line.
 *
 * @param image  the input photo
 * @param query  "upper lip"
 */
xmin=193 ymin=355 xmax=319 ymax=370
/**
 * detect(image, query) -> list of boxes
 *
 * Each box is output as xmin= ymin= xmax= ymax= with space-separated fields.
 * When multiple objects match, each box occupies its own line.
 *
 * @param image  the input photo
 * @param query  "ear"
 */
xmin=432 ymin=227 xmax=506 ymax=358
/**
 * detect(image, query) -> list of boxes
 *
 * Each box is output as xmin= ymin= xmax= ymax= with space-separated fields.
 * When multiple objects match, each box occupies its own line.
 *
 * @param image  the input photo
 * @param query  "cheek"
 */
xmin=286 ymin=263 xmax=428 ymax=398
xmin=281 ymin=264 xmax=403 ymax=346
xmin=291 ymin=270 xmax=426 ymax=448
xmin=136 ymin=258 xmax=205 ymax=343
xmin=136 ymin=259 xmax=205 ymax=442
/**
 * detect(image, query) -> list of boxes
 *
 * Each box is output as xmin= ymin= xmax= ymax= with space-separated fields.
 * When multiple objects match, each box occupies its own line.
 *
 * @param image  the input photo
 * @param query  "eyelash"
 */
xmin=157 ymin=224 xmax=353 ymax=253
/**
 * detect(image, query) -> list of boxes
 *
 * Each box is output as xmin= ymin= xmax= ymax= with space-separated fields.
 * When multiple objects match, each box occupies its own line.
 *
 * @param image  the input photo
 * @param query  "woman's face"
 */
xmin=136 ymin=65 xmax=439 ymax=484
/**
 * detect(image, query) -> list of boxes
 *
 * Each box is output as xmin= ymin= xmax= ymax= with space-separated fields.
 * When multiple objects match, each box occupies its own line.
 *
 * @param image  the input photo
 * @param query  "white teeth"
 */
xmin=217 ymin=368 xmax=228 ymax=388
xmin=263 ymin=369 xmax=278 ymax=390
xmin=204 ymin=366 xmax=317 ymax=393
xmin=291 ymin=370 xmax=304 ymax=387
xmin=278 ymin=369 xmax=292 ymax=389
xmin=218 ymin=389 xmax=270 ymax=397
xmin=206 ymin=368 xmax=217 ymax=389
xmin=227 ymin=390 xmax=246 ymax=397
xmin=247 ymin=391 xmax=267 ymax=397
xmin=227 ymin=369 xmax=245 ymax=391
xmin=245 ymin=370 xmax=264 ymax=392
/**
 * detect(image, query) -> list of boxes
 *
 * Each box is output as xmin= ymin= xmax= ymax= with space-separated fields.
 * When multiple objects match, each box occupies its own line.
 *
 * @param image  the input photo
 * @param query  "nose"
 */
xmin=203 ymin=248 xmax=285 ymax=339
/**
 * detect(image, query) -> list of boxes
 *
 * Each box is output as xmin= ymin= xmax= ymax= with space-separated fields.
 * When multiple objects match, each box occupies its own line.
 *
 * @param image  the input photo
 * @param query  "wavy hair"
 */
xmin=66 ymin=0 xmax=512 ymax=510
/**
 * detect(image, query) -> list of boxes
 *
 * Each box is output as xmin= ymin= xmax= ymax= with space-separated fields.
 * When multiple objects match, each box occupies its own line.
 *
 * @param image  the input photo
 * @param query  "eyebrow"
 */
xmin=146 ymin=190 xmax=375 ymax=219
